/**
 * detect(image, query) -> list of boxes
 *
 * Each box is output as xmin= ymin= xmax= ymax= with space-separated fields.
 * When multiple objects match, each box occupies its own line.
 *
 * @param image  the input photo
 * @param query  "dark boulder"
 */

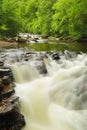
xmin=51 ymin=52 xmax=60 ymax=60
xmin=0 ymin=109 xmax=25 ymax=130
xmin=0 ymin=90 xmax=25 ymax=130
xmin=2 ymin=76 xmax=11 ymax=86
xmin=0 ymin=63 xmax=26 ymax=130
xmin=1 ymin=89 xmax=15 ymax=99
xmin=0 ymin=61 xmax=4 ymax=66
xmin=0 ymin=67 xmax=14 ymax=81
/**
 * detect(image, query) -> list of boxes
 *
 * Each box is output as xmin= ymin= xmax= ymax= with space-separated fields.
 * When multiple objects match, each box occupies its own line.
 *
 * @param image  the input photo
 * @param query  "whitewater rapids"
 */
xmin=10 ymin=51 xmax=87 ymax=130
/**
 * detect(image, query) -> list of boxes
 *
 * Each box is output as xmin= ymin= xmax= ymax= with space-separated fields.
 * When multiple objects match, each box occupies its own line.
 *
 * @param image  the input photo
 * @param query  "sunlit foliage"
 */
xmin=0 ymin=0 xmax=87 ymax=40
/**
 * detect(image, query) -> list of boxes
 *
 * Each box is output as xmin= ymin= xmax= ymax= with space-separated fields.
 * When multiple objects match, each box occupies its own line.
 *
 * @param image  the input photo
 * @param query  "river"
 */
xmin=4 ymin=49 xmax=87 ymax=130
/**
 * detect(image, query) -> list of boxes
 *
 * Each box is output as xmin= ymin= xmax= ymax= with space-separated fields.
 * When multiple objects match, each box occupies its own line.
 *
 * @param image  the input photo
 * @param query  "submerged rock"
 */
xmin=32 ymin=60 xmax=47 ymax=74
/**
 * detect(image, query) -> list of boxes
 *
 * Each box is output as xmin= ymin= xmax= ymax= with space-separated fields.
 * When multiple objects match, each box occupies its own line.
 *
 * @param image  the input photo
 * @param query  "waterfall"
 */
xmin=11 ymin=62 xmax=40 ymax=83
xmin=10 ymin=51 xmax=87 ymax=130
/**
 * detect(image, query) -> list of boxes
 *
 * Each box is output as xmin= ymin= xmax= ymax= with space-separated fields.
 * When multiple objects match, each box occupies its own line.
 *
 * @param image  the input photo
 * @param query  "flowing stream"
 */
xmin=5 ymin=50 xmax=87 ymax=130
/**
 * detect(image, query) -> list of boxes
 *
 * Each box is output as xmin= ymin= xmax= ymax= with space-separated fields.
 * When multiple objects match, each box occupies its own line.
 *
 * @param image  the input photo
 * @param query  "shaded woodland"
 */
xmin=0 ymin=0 xmax=87 ymax=41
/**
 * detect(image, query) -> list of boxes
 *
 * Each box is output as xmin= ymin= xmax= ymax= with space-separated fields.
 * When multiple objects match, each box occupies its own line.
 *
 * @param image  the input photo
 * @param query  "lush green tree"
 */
xmin=52 ymin=0 xmax=87 ymax=40
xmin=20 ymin=0 xmax=56 ymax=35
xmin=35 ymin=0 xmax=56 ymax=35
xmin=0 ymin=0 xmax=7 ymax=37
xmin=0 ymin=0 xmax=22 ymax=37
xmin=0 ymin=0 xmax=87 ymax=41
xmin=19 ymin=0 xmax=38 ymax=33
xmin=52 ymin=0 xmax=72 ymax=36
xmin=67 ymin=0 xmax=87 ymax=40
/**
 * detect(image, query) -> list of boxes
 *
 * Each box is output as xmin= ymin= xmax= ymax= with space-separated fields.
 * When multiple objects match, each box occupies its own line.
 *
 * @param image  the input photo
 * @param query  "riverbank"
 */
xmin=0 ymin=33 xmax=87 ymax=53
xmin=0 ymin=41 xmax=17 ymax=48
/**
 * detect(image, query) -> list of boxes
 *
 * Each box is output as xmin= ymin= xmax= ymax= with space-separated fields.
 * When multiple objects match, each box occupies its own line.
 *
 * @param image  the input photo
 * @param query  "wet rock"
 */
xmin=0 ymin=109 xmax=25 ymax=130
xmin=32 ymin=60 xmax=47 ymax=74
xmin=0 ymin=61 xmax=4 ymax=66
xmin=0 ymin=81 xmax=3 ymax=93
xmin=2 ymin=76 xmax=11 ymax=86
xmin=41 ymin=35 xmax=49 ymax=39
xmin=17 ymin=37 xmax=27 ymax=43
xmin=16 ymin=33 xmax=41 ymax=44
xmin=0 ymin=67 xmax=14 ymax=81
xmin=0 ymin=59 xmax=25 ymax=129
xmin=2 ymin=89 xmax=15 ymax=99
xmin=24 ymin=51 xmax=36 ymax=61
xmin=0 ymin=54 xmax=7 ymax=64
xmin=0 ymin=83 xmax=25 ymax=130
xmin=48 ymin=36 xmax=55 ymax=40
xmin=56 ymin=37 xmax=61 ymax=41
xmin=3 ymin=37 xmax=14 ymax=42
xmin=21 ymin=51 xmax=47 ymax=74
xmin=51 ymin=52 xmax=60 ymax=60
xmin=64 ymin=50 xmax=77 ymax=59
xmin=10 ymin=96 xmax=19 ymax=104
xmin=29 ymin=38 xmax=38 ymax=43
xmin=0 ymin=86 xmax=3 ymax=92
xmin=0 ymin=96 xmax=19 ymax=114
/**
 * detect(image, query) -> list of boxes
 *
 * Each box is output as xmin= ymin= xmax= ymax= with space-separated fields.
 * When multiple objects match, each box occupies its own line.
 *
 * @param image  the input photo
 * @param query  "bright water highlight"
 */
xmin=11 ymin=52 xmax=87 ymax=130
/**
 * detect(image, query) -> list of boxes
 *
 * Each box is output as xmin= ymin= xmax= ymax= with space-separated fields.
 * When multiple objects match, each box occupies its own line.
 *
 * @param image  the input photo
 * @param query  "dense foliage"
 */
xmin=0 ymin=0 xmax=87 ymax=40
xmin=0 ymin=0 xmax=22 ymax=37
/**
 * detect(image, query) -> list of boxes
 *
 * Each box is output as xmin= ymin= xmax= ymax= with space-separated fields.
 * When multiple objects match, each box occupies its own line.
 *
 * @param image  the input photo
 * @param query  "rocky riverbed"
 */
xmin=1 ymin=48 xmax=87 ymax=130
xmin=0 ymin=55 xmax=25 ymax=129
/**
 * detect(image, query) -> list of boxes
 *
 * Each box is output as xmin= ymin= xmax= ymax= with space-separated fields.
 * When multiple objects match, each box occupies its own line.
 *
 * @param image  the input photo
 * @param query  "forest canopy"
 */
xmin=0 ymin=0 xmax=87 ymax=40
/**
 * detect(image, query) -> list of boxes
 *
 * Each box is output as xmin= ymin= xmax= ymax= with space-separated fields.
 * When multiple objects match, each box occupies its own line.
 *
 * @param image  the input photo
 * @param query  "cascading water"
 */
xmin=3 ymin=49 xmax=87 ymax=130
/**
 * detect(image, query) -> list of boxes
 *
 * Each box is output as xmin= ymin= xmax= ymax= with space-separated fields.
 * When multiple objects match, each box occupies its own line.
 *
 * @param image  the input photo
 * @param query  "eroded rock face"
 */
xmin=0 ymin=49 xmax=78 ymax=76
xmin=2 ymin=76 xmax=11 ymax=86
xmin=0 ymin=66 xmax=25 ymax=130
xmin=0 ymin=68 xmax=14 ymax=81
xmin=23 ymin=51 xmax=48 ymax=74
xmin=0 ymin=109 xmax=25 ymax=130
